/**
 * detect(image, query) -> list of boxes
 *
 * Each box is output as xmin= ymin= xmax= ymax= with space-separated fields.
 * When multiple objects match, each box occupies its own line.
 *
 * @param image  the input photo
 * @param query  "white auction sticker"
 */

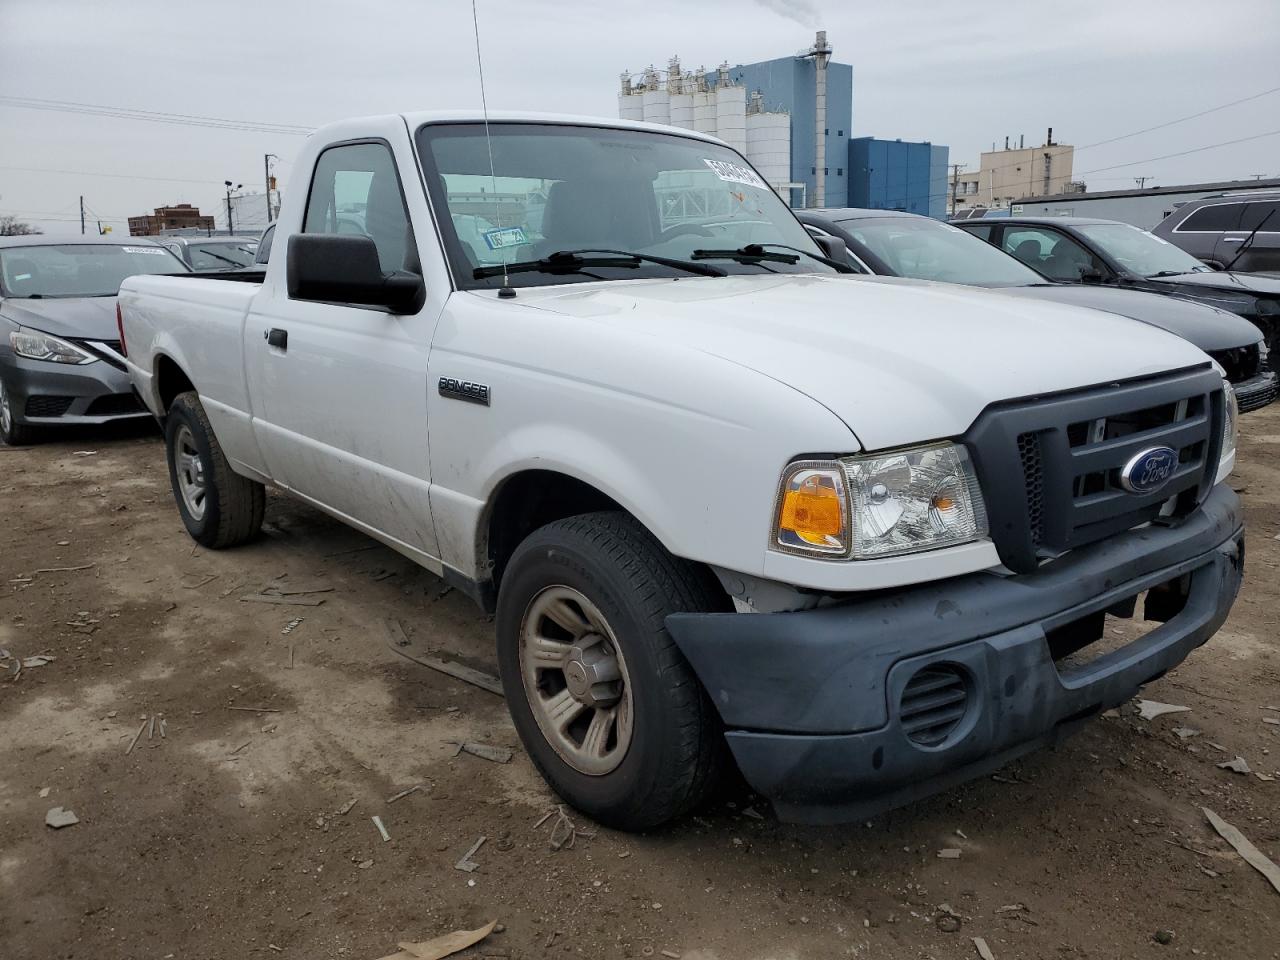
xmin=122 ymin=246 xmax=169 ymax=255
xmin=703 ymin=159 xmax=768 ymax=190
xmin=482 ymin=226 xmax=528 ymax=250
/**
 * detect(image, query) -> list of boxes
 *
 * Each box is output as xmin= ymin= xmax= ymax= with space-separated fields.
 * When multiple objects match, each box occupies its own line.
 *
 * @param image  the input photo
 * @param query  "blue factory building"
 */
xmin=847 ymin=138 xmax=951 ymax=219
xmin=715 ymin=43 xmax=853 ymax=208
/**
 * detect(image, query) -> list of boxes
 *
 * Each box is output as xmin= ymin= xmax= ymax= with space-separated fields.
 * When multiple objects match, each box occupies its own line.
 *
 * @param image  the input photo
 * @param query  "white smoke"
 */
xmin=751 ymin=0 xmax=821 ymax=28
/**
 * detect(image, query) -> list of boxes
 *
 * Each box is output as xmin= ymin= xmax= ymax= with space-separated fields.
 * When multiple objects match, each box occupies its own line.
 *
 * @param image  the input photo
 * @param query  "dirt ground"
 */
xmin=2 ymin=409 xmax=1279 ymax=960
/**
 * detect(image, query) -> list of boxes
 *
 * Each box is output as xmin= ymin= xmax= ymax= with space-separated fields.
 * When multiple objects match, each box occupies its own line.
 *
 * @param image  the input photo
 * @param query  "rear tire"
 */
xmin=0 ymin=376 xmax=37 ymax=446
xmin=164 ymin=391 xmax=264 ymax=548
xmin=496 ymin=511 xmax=728 ymax=831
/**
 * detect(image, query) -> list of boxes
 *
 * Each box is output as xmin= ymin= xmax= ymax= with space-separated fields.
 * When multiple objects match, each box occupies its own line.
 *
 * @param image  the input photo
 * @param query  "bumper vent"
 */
xmin=25 ymin=395 xmax=75 ymax=418
xmin=85 ymin=393 xmax=145 ymax=417
xmin=899 ymin=665 xmax=968 ymax=747
xmin=1017 ymin=431 xmax=1046 ymax=548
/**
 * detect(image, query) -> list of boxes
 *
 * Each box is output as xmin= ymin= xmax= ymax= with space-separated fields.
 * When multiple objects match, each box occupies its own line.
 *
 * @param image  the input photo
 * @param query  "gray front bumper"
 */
xmin=666 ymin=484 xmax=1244 ymax=823
xmin=1 ymin=354 xmax=147 ymax=425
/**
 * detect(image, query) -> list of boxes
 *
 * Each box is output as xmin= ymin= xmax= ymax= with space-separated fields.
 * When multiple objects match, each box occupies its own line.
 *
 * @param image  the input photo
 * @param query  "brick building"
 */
xmin=128 ymin=204 xmax=214 ymax=236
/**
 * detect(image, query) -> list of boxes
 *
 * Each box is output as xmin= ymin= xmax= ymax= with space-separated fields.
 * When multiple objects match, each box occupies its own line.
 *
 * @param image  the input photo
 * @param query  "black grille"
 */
xmin=899 ymin=665 xmax=969 ymax=746
xmin=1017 ymin=431 xmax=1047 ymax=548
xmin=1238 ymin=378 xmax=1278 ymax=413
xmin=70 ymin=339 xmax=126 ymax=371
xmin=25 ymin=395 xmax=74 ymax=418
xmin=85 ymin=393 xmax=145 ymax=417
xmin=1209 ymin=344 xmax=1262 ymax=385
xmin=967 ymin=367 xmax=1224 ymax=574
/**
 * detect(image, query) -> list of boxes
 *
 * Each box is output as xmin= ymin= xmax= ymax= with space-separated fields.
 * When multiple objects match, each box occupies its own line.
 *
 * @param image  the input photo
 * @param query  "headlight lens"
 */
xmin=773 ymin=442 xmax=988 ymax=560
xmin=1221 ymin=379 xmax=1238 ymax=469
xmin=9 ymin=327 xmax=96 ymax=364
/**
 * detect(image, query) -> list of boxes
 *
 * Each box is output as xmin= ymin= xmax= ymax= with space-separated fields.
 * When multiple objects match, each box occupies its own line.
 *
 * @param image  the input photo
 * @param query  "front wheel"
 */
xmin=496 ymin=511 xmax=728 ymax=831
xmin=0 ymin=377 xmax=37 ymax=446
xmin=164 ymin=391 xmax=264 ymax=548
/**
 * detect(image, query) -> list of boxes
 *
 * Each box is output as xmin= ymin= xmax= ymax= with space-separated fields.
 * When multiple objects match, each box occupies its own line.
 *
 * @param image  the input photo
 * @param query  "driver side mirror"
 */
xmin=1201 ymin=259 xmax=1226 ymax=271
xmin=1079 ymin=266 xmax=1105 ymax=283
xmin=812 ymin=234 xmax=849 ymax=263
xmin=287 ymin=234 xmax=424 ymax=313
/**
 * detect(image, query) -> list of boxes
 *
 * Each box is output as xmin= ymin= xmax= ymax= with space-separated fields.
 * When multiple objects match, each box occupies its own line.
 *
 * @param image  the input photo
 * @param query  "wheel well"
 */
xmin=154 ymin=355 xmax=195 ymax=413
xmin=484 ymin=470 xmax=624 ymax=592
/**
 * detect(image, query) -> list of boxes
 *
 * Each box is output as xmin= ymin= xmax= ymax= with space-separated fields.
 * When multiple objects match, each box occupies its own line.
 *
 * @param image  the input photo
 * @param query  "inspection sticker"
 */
xmin=122 ymin=246 xmax=169 ymax=255
xmin=703 ymin=158 xmax=768 ymax=190
xmin=482 ymin=226 xmax=528 ymax=251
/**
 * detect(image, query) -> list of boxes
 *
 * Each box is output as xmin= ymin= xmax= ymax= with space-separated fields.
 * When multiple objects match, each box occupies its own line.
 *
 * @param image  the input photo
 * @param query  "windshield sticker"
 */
xmin=482 ymin=226 xmax=529 ymax=251
xmin=122 ymin=246 xmax=169 ymax=255
xmin=703 ymin=159 xmax=768 ymax=190
xmin=14 ymin=273 xmax=31 ymax=281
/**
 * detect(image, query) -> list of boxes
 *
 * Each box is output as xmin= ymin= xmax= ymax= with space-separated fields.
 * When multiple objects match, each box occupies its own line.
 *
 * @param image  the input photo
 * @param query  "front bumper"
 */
xmin=1235 ymin=369 xmax=1278 ymax=413
xmin=666 ymin=483 xmax=1244 ymax=824
xmin=1 ymin=354 xmax=147 ymax=425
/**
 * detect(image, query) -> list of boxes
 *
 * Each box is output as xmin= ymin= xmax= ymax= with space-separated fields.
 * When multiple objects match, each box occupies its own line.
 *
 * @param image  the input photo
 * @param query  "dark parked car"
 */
xmin=801 ymin=209 xmax=1277 ymax=412
xmin=154 ymin=235 xmax=259 ymax=271
xmin=0 ymin=236 xmax=190 ymax=444
xmin=954 ymin=215 xmax=1280 ymax=366
xmin=1152 ymin=192 xmax=1280 ymax=273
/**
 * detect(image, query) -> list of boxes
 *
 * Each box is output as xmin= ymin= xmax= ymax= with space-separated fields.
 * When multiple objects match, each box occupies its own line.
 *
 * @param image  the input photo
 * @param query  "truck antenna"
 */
xmin=471 ymin=0 xmax=515 ymax=298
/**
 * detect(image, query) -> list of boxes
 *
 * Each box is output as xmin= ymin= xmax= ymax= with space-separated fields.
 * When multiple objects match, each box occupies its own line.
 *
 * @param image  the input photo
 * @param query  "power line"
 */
xmin=1074 ymin=129 xmax=1280 ymax=178
xmin=0 ymin=164 xmax=234 ymax=185
xmin=0 ymin=95 xmax=314 ymax=136
xmin=1074 ymin=85 xmax=1280 ymax=152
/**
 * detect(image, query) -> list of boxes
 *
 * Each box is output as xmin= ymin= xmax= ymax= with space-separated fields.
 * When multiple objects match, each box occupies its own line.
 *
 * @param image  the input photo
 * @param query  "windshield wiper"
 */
xmin=1222 ymin=208 xmax=1276 ymax=272
xmin=691 ymin=242 xmax=854 ymax=272
xmin=472 ymin=249 xmax=725 ymax=280
xmin=1147 ymin=270 xmax=1192 ymax=278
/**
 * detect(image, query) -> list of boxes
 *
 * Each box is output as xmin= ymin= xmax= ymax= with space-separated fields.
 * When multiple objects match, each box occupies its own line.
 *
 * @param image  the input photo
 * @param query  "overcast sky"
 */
xmin=2 ymin=0 xmax=1278 ymax=235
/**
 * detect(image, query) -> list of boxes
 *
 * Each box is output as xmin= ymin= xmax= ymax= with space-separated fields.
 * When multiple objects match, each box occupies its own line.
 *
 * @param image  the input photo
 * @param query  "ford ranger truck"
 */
xmin=118 ymin=112 xmax=1244 ymax=829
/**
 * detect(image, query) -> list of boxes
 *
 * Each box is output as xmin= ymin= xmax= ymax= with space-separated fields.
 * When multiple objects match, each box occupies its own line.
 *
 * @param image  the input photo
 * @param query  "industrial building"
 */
xmin=618 ymin=32 xmax=851 ymax=208
xmin=948 ymin=132 xmax=1079 ymax=215
xmin=128 ymin=203 xmax=214 ymax=236
xmin=848 ymin=138 xmax=950 ymax=219
xmin=999 ymin=176 xmax=1280 ymax=230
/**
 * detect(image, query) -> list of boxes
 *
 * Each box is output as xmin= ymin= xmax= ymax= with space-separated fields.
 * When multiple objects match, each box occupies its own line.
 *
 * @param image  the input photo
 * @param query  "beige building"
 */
xmin=949 ymin=132 xmax=1079 ymax=215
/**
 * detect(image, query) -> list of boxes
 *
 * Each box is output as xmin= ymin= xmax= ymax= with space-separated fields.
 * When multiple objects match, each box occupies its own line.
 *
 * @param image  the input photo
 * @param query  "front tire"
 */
xmin=0 ymin=376 xmax=37 ymax=446
xmin=164 ymin=391 xmax=264 ymax=548
xmin=496 ymin=511 xmax=728 ymax=831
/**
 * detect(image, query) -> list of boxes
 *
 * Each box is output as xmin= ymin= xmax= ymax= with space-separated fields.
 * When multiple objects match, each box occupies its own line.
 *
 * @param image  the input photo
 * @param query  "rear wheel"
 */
xmin=164 ymin=391 xmax=264 ymax=548
xmin=496 ymin=511 xmax=728 ymax=831
xmin=0 ymin=377 xmax=36 ymax=446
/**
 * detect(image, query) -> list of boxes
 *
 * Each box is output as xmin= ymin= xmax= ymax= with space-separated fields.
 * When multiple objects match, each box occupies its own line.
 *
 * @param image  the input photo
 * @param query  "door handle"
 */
xmin=1221 ymin=236 xmax=1247 ymax=243
xmin=265 ymin=328 xmax=288 ymax=350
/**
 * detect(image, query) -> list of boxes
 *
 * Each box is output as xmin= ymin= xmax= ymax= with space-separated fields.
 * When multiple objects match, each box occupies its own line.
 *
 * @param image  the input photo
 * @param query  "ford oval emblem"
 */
xmin=1120 ymin=446 xmax=1179 ymax=495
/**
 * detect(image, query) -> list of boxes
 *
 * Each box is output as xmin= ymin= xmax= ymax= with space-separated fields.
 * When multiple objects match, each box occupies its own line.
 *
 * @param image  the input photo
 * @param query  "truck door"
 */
xmin=245 ymin=136 xmax=444 ymax=559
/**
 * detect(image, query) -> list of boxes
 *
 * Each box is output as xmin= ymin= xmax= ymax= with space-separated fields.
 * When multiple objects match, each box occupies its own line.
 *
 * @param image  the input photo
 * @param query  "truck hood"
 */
xmin=0 ymin=296 xmax=119 ymax=340
xmin=992 ymin=284 xmax=1261 ymax=353
xmin=504 ymin=273 xmax=1212 ymax=450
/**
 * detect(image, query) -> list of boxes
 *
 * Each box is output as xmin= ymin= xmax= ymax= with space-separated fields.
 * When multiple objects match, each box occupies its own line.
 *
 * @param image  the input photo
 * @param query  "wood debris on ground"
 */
xmin=337 ymin=798 xmax=358 ymax=815
xmin=1218 ymin=756 xmax=1252 ymax=774
xmin=1136 ymin=699 xmax=1191 ymax=721
xmin=538 ymin=805 xmax=595 ymax=851
xmin=1203 ymin=807 xmax=1280 ymax=896
xmin=451 ymin=742 xmax=513 ymax=764
xmin=972 ymin=936 xmax=996 ymax=960
xmin=373 ymin=920 xmax=497 ymax=960
xmin=386 ymin=784 xmax=425 ymax=804
xmin=454 ymin=835 xmax=486 ymax=872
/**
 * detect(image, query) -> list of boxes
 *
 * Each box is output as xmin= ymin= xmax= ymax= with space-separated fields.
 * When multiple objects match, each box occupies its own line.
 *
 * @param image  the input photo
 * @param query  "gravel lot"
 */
xmin=2 ymin=408 xmax=1279 ymax=960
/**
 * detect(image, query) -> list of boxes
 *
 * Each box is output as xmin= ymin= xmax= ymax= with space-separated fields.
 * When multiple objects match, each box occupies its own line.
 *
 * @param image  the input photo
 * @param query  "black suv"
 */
xmin=1151 ymin=192 xmax=1280 ymax=273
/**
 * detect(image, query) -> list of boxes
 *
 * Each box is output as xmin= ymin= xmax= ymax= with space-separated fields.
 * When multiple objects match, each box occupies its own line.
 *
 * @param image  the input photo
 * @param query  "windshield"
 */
xmin=1075 ymin=222 xmax=1212 ymax=278
xmin=0 ymin=243 xmax=188 ymax=298
xmin=416 ymin=122 xmax=836 ymax=289
xmin=187 ymin=240 xmax=258 ymax=270
xmin=838 ymin=217 xmax=1043 ymax=286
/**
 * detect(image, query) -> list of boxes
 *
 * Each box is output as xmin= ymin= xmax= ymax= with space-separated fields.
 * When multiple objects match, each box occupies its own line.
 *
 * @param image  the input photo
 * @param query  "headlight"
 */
xmin=9 ymin=327 xmax=96 ymax=365
xmin=773 ymin=442 xmax=988 ymax=560
xmin=1220 ymin=379 xmax=1238 ymax=477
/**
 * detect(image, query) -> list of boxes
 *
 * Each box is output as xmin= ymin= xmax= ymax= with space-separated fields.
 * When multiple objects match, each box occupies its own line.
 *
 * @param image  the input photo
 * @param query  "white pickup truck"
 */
xmin=119 ymin=111 xmax=1244 ymax=829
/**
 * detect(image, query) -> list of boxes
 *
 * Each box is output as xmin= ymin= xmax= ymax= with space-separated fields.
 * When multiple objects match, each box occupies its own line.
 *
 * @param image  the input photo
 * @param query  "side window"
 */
xmin=963 ymin=224 xmax=993 ymax=242
xmin=1003 ymin=228 xmax=1100 ymax=280
xmin=1176 ymin=202 xmax=1243 ymax=233
xmin=303 ymin=142 xmax=418 ymax=275
xmin=255 ymin=224 xmax=275 ymax=264
xmin=1239 ymin=201 xmax=1280 ymax=233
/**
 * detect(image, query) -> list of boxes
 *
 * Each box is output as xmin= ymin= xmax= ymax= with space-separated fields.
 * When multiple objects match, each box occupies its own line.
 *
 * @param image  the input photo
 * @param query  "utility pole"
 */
xmin=224 ymin=181 xmax=242 ymax=235
xmin=949 ymin=163 xmax=965 ymax=218
xmin=263 ymin=154 xmax=278 ymax=223
xmin=80 ymin=195 xmax=85 ymax=235
xmin=1134 ymin=176 xmax=1151 ymax=189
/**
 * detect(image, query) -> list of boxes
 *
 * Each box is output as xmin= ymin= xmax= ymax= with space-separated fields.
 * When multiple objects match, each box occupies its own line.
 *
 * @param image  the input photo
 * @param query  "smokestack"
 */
xmin=1019 ymin=134 xmax=1024 ymax=149
xmin=1047 ymin=126 xmax=1054 ymax=146
xmin=807 ymin=30 xmax=832 ymax=207
xmin=1005 ymin=136 xmax=1010 ymax=150
xmin=668 ymin=56 xmax=682 ymax=94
